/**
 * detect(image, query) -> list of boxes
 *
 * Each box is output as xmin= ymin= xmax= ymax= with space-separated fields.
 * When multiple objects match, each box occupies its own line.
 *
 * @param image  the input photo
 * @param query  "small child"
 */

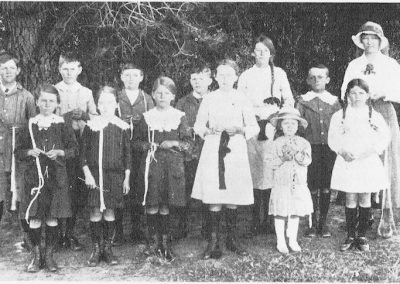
xmin=0 ymin=52 xmax=37 ymax=250
xmin=133 ymin=76 xmax=193 ymax=262
xmin=192 ymin=59 xmax=259 ymax=259
xmin=297 ymin=64 xmax=341 ymax=238
xmin=175 ymin=63 xmax=213 ymax=240
xmin=55 ymin=51 xmax=97 ymax=251
xmin=115 ymin=62 xmax=154 ymax=246
xmin=328 ymin=78 xmax=390 ymax=252
xmin=266 ymin=107 xmax=313 ymax=254
xmin=81 ymin=86 xmax=131 ymax=266
xmin=15 ymin=84 xmax=78 ymax=272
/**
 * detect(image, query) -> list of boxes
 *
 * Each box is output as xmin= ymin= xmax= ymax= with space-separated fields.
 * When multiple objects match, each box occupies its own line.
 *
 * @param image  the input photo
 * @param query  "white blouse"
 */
xmin=341 ymin=52 xmax=400 ymax=103
xmin=328 ymin=106 xmax=390 ymax=158
xmin=193 ymin=89 xmax=259 ymax=140
xmin=237 ymin=65 xmax=294 ymax=120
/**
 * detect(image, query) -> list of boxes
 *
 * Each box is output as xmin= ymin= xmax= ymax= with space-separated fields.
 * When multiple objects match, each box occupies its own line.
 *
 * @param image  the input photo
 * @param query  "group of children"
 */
xmin=0 ymin=21 xmax=396 ymax=273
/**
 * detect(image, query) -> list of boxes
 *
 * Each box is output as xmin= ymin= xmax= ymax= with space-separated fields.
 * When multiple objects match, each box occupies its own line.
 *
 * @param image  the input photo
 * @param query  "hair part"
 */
xmin=342 ymin=78 xmax=373 ymax=127
xmin=38 ymin=84 xmax=61 ymax=103
xmin=152 ymin=76 xmax=177 ymax=96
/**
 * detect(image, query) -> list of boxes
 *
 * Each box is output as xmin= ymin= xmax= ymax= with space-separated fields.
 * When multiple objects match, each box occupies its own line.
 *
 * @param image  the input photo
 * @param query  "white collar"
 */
xmin=302 ymin=91 xmax=337 ymax=105
xmin=87 ymin=115 xmax=129 ymax=131
xmin=30 ymin=114 xmax=64 ymax=130
xmin=192 ymin=91 xmax=205 ymax=100
xmin=144 ymin=107 xmax=184 ymax=132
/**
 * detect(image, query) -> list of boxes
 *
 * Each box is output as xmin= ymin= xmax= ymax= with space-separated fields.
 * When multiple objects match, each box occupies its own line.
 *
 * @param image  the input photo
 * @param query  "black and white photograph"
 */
xmin=0 ymin=1 xmax=400 ymax=282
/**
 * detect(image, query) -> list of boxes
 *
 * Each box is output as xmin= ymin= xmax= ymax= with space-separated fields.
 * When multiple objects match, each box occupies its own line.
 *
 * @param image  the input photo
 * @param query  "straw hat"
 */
xmin=351 ymin=21 xmax=389 ymax=50
xmin=269 ymin=107 xmax=308 ymax=128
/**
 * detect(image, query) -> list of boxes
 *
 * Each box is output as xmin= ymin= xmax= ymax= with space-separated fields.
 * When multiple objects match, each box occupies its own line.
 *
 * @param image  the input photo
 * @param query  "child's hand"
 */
xmin=123 ymin=177 xmax=130 ymax=195
xmin=159 ymin=140 xmax=179 ymax=149
xmin=27 ymin=148 xmax=42 ymax=158
xmin=46 ymin=149 xmax=65 ymax=160
xmin=281 ymin=151 xmax=294 ymax=162
xmin=84 ymin=172 xmax=97 ymax=190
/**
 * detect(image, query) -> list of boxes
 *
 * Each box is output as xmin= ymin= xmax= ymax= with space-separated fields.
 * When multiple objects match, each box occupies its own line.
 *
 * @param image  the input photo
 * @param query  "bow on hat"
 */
xmin=352 ymin=21 xmax=389 ymax=50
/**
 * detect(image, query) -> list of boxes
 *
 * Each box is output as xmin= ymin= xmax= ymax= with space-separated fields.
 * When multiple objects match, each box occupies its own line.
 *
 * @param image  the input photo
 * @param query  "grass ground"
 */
xmin=1 ymin=199 xmax=400 ymax=282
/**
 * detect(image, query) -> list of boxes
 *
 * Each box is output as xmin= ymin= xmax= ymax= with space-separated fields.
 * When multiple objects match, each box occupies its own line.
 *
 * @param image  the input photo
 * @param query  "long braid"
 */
xmin=342 ymin=91 xmax=348 ymax=124
xmin=269 ymin=60 xmax=275 ymax=99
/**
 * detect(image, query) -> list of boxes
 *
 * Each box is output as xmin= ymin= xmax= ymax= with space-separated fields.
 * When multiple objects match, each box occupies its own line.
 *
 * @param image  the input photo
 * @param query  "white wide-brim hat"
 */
xmin=351 ymin=21 xmax=389 ymax=50
xmin=270 ymin=107 xmax=308 ymax=129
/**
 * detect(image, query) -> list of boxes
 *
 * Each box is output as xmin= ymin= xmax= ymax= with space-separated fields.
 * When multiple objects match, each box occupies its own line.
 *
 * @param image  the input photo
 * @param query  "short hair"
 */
xmin=38 ymin=84 xmax=60 ymax=103
xmin=120 ymin=62 xmax=144 ymax=75
xmin=0 ymin=52 xmax=20 ymax=68
xmin=152 ymin=76 xmax=177 ymax=96
xmin=308 ymin=63 xmax=329 ymax=77
xmin=190 ymin=62 xmax=212 ymax=78
xmin=97 ymin=85 xmax=119 ymax=103
xmin=59 ymin=51 xmax=82 ymax=67
xmin=217 ymin=59 xmax=240 ymax=76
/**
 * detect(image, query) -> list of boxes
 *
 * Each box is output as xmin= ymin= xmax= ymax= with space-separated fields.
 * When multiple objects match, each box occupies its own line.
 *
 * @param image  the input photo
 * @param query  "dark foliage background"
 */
xmin=1 ymin=2 xmax=400 ymax=101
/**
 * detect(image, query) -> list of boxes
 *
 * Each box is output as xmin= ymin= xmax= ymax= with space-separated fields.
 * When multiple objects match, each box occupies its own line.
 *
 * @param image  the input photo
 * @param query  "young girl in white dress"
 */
xmin=266 ymin=107 xmax=313 ymax=254
xmin=329 ymin=78 xmax=390 ymax=252
xmin=191 ymin=59 xmax=259 ymax=259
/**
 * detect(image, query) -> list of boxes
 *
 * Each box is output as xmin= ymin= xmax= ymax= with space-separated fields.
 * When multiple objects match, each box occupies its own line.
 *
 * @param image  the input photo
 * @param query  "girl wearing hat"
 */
xmin=266 ymin=107 xmax=313 ymax=254
xmin=329 ymin=78 xmax=390 ymax=251
xmin=237 ymin=35 xmax=294 ymax=236
xmin=192 ymin=59 xmax=259 ymax=259
xmin=341 ymin=21 xmax=400 ymax=238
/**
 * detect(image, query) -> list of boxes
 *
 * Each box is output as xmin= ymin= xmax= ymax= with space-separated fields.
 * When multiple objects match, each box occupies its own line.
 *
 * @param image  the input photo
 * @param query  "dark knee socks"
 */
xmin=319 ymin=191 xmax=331 ymax=228
xmin=345 ymin=207 xmax=357 ymax=238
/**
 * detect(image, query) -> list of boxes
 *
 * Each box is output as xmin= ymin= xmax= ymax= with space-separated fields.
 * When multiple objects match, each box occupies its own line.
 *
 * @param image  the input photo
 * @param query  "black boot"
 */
xmin=203 ymin=211 xmax=222 ymax=260
xmin=144 ymin=213 xmax=163 ymax=257
xmin=251 ymin=189 xmax=262 ymax=236
xmin=261 ymin=189 xmax=275 ymax=234
xmin=341 ymin=207 xmax=357 ymax=251
xmin=112 ymin=208 xmax=125 ymax=247
xmin=305 ymin=192 xmax=318 ymax=237
xmin=45 ymin=225 xmax=58 ymax=272
xmin=21 ymin=219 xmax=33 ymax=252
xmin=319 ymin=191 xmax=331 ymax=238
xmin=160 ymin=214 xmax=175 ymax=262
xmin=87 ymin=221 xmax=102 ymax=267
xmin=27 ymin=227 xmax=41 ymax=273
xmin=173 ymin=207 xmax=188 ymax=240
xmin=65 ymin=216 xmax=83 ymax=251
xmin=201 ymin=205 xmax=211 ymax=241
xmin=357 ymin=206 xmax=370 ymax=251
xmin=130 ymin=205 xmax=145 ymax=244
xmin=225 ymin=209 xmax=248 ymax=256
xmin=103 ymin=221 xmax=118 ymax=265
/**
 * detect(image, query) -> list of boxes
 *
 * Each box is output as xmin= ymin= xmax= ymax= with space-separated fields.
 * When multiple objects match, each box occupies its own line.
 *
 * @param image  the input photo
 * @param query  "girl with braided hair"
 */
xmin=328 ymin=78 xmax=390 ymax=252
xmin=238 ymin=35 xmax=294 ymax=236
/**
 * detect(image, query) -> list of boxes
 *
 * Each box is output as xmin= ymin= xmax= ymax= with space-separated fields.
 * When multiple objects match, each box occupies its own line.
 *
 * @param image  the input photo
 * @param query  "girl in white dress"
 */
xmin=192 ymin=59 xmax=259 ymax=259
xmin=329 ymin=78 xmax=390 ymax=252
xmin=266 ymin=107 xmax=313 ymax=254
xmin=237 ymin=35 xmax=294 ymax=236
